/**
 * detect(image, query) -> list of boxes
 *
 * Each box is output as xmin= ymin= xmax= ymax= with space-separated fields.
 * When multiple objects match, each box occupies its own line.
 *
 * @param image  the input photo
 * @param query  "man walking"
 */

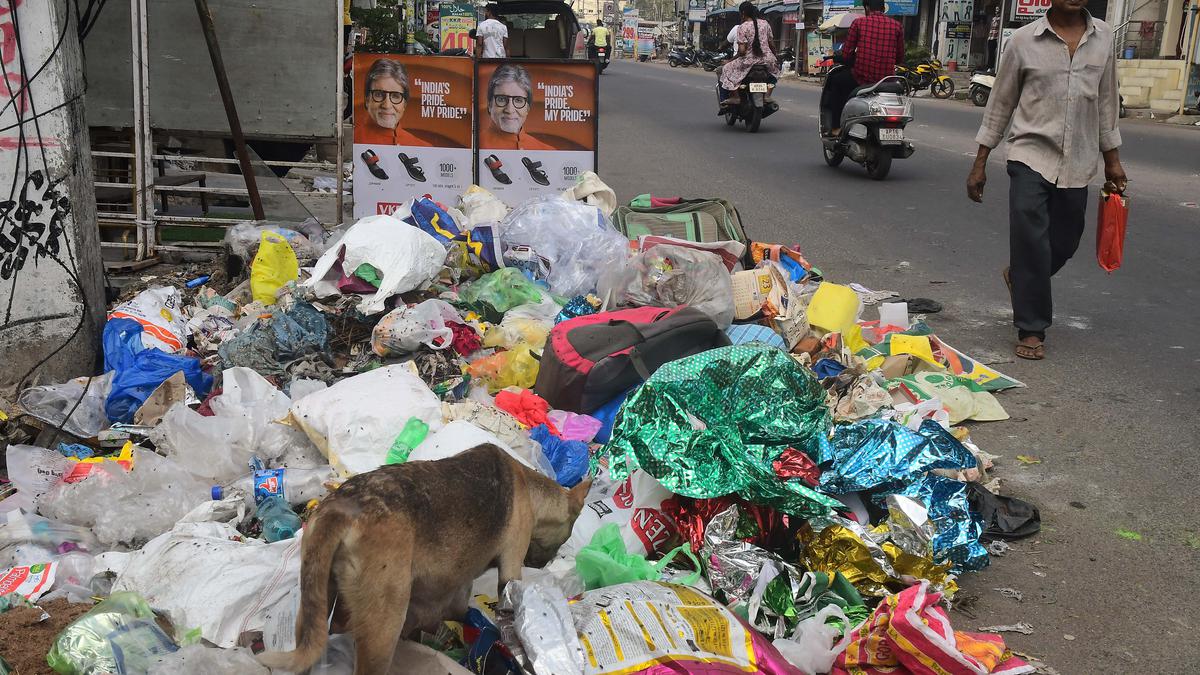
xmin=476 ymin=4 xmax=509 ymax=59
xmin=967 ymin=0 xmax=1126 ymax=360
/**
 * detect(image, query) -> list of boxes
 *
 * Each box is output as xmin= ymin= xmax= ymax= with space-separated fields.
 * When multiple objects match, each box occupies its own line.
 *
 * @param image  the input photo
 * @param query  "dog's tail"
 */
xmin=257 ymin=506 xmax=345 ymax=672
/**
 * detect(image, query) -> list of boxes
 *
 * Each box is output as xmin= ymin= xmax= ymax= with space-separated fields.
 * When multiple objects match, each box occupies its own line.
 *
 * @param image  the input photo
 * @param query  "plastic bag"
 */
xmin=1097 ymin=189 xmax=1128 ymax=273
xmin=2 ymin=445 xmax=77 ymax=514
xmin=17 ymin=371 xmax=113 ymax=438
xmin=288 ymin=364 xmax=444 ymax=477
xmin=40 ymin=450 xmax=212 ymax=548
xmin=410 ymin=420 xmax=555 ymax=478
xmin=598 ymin=243 xmax=735 ymax=329
xmin=96 ymin=522 xmax=300 ymax=649
xmin=529 ymin=425 xmax=589 ymax=487
xmin=459 ymin=185 xmax=510 ymax=228
xmin=772 ymin=604 xmax=853 ymax=675
xmin=575 ymin=523 xmax=700 ymax=591
xmin=371 ymin=299 xmax=461 ymax=356
xmin=303 ymin=214 xmax=447 ymax=314
xmin=460 ymin=268 xmax=547 ymax=321
xmin=46 ymin=591 xmax=178 ymax=674
xmin=105 ymin=345 xmax=213 ymax=424
xmin=223 ymin=221 xmax=324 ymax=262
xmin=147 ymin=645 xmax=270 ymax=675
xmin=806 ymin=282 xmax=861 ymax=334
xmin=464 ymin=343 xmax=540 ymax=393
xmin=561 ymin=171 xmax=618 ymax=217
xmin=0 ymin=510 xmax=102 ymax=569
xmin=250 ymin=231 xmax=300 ymax=305
xmin=217 ymin=302 xmax=330 ymax=378
xmin=482 ymin=297 xmax=560 ymax=350
xmin=107 ymin=286 xmax=189 ymax=353
xmin=498 ymin=197 xmax=630 ymax=298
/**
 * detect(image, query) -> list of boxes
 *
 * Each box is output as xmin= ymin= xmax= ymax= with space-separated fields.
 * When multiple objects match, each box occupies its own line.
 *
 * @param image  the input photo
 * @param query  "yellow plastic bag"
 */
xmin=250 ymin=231 xmax=299 ymax=305
xmin=465 ymin=344 xmax=540 ymax=392
xmin=807 ymin=282 xmax=860 ymax=334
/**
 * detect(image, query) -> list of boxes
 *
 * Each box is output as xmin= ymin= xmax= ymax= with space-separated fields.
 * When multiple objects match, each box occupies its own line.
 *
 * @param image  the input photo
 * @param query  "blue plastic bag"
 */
xmin=529 ymin=424 xmax=588 ymax=487
xmin=103 ymin=319 xmax=212 ymax=423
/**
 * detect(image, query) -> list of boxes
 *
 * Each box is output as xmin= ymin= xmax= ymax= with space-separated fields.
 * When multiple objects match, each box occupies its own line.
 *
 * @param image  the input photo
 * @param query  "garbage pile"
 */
xmin=0 ymin=175 xmax=1043 ymax=674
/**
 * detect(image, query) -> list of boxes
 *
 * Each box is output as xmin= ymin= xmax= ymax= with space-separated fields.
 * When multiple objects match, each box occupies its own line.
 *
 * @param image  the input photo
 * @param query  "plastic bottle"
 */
xmin=211 ymin=466 xmax=331 ymax=507
xmin=385 ymin=417 xmax=429 ymax=465
xmin=257 ymin=495 xmax=302 ymax=543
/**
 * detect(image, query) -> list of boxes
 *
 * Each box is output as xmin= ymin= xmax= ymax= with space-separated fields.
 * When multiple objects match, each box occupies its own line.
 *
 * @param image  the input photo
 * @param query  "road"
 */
xmin=597 ymin=59 xmax=1200 ymax=673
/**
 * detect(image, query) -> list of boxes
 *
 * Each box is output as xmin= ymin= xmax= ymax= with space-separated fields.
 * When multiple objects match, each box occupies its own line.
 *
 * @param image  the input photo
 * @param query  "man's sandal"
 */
xmin=1015 ymin=339 xmax=1044 ymax=360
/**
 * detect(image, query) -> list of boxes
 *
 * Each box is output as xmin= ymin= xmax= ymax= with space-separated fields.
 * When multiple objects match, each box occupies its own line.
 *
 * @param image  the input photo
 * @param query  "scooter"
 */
xmin=717 ymin=64 xmax=778 ymax=133
xmin=668 ymin=44 xmax=697 ymax=67
xmin=969 ymin=71 xmax=994 ymax=107
xmin=819 ymin=67 xmax=914 ymax=180
xmin=699 ymin=47 xmax=732 ymax=72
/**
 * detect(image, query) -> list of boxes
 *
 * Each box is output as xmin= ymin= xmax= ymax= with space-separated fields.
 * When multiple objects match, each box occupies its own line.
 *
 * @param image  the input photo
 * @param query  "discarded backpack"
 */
xmin=534 ymin=305 xmax=730 ymax=413
xmin=613 ymin=196 xmax=750 ymax=266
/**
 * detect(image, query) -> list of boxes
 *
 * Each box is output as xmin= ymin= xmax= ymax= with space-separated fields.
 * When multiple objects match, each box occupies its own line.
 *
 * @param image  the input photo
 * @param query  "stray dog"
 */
xmin=257 ymin=444 xmax=589 ymax=674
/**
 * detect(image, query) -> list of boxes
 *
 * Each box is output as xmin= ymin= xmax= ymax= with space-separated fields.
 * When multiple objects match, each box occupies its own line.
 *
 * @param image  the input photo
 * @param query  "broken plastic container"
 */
xmin=257 ymin=496 xmax=302 ymax=543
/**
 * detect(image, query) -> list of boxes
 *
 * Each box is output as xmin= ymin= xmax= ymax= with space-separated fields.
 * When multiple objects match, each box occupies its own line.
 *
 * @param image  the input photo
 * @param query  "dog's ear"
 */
xmin=568 ymin=479 xmax=592 ymax=513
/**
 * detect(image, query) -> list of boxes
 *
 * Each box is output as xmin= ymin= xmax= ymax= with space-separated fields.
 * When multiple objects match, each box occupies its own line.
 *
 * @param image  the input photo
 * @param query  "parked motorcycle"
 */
xmin=699 ymin=47 xmax=732 ymax=72
xmin=717 ymin=64 xmax=778 ymax=133
xmin=968 ymin=71 xmax=994 ymax=107
xmin=896 ymin=59 xmax=955 ymax=99
xmin=668 ymin=45 xmax=698 ymax=67
xmin=819 ymin=67 xmax=914 ymax=179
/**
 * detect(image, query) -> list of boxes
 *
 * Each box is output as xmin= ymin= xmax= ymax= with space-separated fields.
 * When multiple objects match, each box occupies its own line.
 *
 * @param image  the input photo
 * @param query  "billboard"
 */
xmin=439 ymin=2 xmax=477 ymax=51
xmin=1011 ymin=0 xmax=1051 ymax=19
xmin=475 ymin=60 xmax=598 ymax=205
xmin=824 ymin=0 xmax=917 ymax=18
xmin=353 ymin=54 xmax=475 ymax=217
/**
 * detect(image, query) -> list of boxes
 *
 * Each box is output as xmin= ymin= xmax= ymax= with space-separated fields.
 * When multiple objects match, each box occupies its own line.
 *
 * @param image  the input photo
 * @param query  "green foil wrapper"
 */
xmin=600 ymin=345 xmax=841 ymax=518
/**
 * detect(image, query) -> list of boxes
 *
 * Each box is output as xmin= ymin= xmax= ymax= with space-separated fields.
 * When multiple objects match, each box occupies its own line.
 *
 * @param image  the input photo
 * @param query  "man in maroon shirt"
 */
xmin=825 ymin=0 xmax=905 ymax=135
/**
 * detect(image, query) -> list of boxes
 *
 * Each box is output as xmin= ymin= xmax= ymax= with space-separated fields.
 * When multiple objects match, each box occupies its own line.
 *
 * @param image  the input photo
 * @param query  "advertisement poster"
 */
xmin=622 ymin=11 xmax=639 ymax=53
xmin=1011 ymin=0 xmax=1051 ymax=19
xmin=475 ymin=60 xmax=597 ymax=205
xmin=439 ymin=2 xmax=476 ymax=51
xmin=353 ymin=54 xmax=474 ymax=218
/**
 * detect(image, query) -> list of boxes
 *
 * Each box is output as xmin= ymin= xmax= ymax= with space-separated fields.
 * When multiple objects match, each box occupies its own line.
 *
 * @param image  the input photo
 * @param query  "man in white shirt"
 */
xmin=726 ymin=24 xmax=739 ymax=54
xmin=476 ymin=4 xmax=509 ymax=58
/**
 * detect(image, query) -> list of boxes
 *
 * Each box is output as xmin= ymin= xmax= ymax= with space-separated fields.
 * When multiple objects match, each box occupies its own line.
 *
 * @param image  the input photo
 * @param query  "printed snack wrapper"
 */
xmin=0 ymin=561 xmax=57 ymax=602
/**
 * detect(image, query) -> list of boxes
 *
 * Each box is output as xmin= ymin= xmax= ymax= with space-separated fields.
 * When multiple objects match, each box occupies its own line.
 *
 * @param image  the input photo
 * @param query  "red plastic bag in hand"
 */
xmin=1096 ymin=190 xmax=1128 ymax=273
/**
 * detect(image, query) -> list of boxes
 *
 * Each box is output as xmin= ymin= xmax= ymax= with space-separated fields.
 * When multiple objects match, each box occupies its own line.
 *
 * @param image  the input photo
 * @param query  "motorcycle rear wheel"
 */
xmin=931 ymin=79 xmax=955 ymax=99
xmin=865 ymin=147 xmax=892 ymax=180
xmin=746 ymin=106 xmax=762 ymax=133
xmin=724 ymin=109 xmax=737 ymax=126
xmin=823 ymin=144 xmax=844 ymax=167
xmin=970 ymin=86 xmax=988 ymax=107
xmin=669 ymin=58 xmax=680 ymax=67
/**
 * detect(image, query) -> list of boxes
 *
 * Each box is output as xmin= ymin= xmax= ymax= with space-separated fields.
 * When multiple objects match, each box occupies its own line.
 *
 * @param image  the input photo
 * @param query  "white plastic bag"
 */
xmin=499 ymin=197 xmax=629 ymax=298
xmin=104 ymin=521 xmax=301 ymax=648
xmin=303 ymin=214 xmax=447 ymax=315
xmin=2 ymin=445 xmax=77 ymax=514
xmin=547 ymin=469 xmax=677 ymax=573
xmin=147 ymin=645 xmax=270 ymax=675
xmin=599 ymin=243 xmax=735 ymax=329
xmin=412 ymin=420 xmax=554 ymax=477
xmin=772 ymin=604 xmax=853 ymax=675
xmin=108 ymin=286 xmax=189 ymax=353
xmin=459 ymin=185 xmax=509 ymax=228
xmin=288 ymin=365 xmax=444 ymax=477
xmin=560 ymin=172 xmax=617 ymax=218
xmin=17 ymin=372 xmax=114 ymax=438
xmin=506 ymin=580 xmax=585 ymax=675
xmin=371 ymin=299 xmax=462 ymax=357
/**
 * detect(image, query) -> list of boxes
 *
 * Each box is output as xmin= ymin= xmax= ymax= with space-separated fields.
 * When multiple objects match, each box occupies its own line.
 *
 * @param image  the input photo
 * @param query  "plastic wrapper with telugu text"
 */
xmin=601 ymin=344 xmax=842 ymax=518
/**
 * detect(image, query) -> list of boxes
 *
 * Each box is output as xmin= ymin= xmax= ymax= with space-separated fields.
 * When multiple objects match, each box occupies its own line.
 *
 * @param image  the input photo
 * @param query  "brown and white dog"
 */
xmin=257 ymin=444 xmax=589 ymax=674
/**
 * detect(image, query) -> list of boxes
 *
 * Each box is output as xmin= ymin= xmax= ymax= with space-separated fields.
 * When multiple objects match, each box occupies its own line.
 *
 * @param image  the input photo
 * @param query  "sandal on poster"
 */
xmin=361 ymin=149 xmax=388 ymax=180
xmin=484 ymin=154 xmax=512 ymax=185
xmin=398 ymin=153 xmax=426 ymax=182
xmin=521 ymin=157 xmax=550 ymax=186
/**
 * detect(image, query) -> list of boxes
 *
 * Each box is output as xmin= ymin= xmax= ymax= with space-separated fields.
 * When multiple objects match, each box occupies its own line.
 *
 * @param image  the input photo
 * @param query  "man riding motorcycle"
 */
xmin=824 ymin=0 xmax=904 ymax=136
xmin=589 ymin=21 xmax=610 ymax=62
xmin=717 ymin=1 xmax=779 ymax=107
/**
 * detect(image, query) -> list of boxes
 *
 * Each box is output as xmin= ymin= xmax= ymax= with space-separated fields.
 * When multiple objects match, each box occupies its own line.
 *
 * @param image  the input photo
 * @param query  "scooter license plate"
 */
xmin=879 ymin=128 xmax=904 ymax=143
xmin=749 ymin=83 xmax=769 ymax=93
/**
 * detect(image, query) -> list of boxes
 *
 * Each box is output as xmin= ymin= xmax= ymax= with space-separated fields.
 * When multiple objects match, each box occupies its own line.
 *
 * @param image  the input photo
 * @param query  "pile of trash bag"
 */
xmin=0 ymin=176 xmax=1042 ymax=674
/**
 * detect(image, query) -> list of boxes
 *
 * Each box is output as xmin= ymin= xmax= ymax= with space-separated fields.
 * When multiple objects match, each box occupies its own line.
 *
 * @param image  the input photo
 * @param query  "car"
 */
xmin=492 ymin=0 xmax=588 ymax=59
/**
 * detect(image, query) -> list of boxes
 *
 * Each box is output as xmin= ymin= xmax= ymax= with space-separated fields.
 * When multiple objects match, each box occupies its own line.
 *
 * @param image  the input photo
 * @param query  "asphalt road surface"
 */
xmin=597 ymin=59 xmax=1200 ymax=673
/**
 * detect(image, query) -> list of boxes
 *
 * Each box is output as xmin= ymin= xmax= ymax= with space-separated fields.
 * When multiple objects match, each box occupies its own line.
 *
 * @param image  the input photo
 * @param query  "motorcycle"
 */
xmin=968 ymin=71 xmax=994 ymax=107
xmin=716 ymin=64 xmax=778 ymax=133
xmin=699 ymin=47 xmax=732 ymax=72
xmin=594 ymin=45 xmax=611 ymax=73
xmin=819 ymin=66 xmax=914 ymax=180
xmin=668 ymin=45 xmax=698 ymax=67
xmin=896 ymin=59 xmax=955 ymax=99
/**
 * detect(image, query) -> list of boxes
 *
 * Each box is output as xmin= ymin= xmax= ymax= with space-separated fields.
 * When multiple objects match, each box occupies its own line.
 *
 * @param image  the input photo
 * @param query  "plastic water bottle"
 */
xmin=385 ymin=417 xmax=429 ymax=465
xmin=211 ymin=466 xmax=332 ymax=507
xmin=257 ymin=495 xmax=302 ymax=543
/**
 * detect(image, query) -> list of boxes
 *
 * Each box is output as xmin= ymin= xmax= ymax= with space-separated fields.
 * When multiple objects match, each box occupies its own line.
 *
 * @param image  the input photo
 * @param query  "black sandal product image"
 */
xmin=521 ymin=157 xmax=550 ymax=186
xmin=361 ymin=149 xmax=389 ymax=180
xmin=399 ymin=153 xmax=426 ymax=182
xmin=484 ymin=154 xmax=512 ymax=185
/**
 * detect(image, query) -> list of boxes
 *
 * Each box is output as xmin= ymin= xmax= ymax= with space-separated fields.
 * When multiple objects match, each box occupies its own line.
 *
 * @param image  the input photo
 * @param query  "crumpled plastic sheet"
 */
xmin=598 ymin=243 xmax=736 ymax=329
xmin=798 ymin=515 xmax=956 ymax=598
xmin=498 ymin=197 xmax=629 ymax=298
xmin=661 ymin=495 xmax=796 ymax=555
xmin=147 ymin=644 xmax=269 ymax=674
xmin=218 ymin=302 xmax=329 ymax=377
xmin=882 ymin=474 xmax=989 ymax=573
xmin=17 ymin=371 xmax=114 ymax=438
xmin=702 ymin=505 xmax=867 ymax=639
xmin=817 ymin=418 xmax=977 ymax=495
xmin=530 ymin=424 xmax=589 ymax=487
xmin=602 ymin=344 xmax=842 ymax=519
xmin=554 ymin=294 xmax=600 ymax=324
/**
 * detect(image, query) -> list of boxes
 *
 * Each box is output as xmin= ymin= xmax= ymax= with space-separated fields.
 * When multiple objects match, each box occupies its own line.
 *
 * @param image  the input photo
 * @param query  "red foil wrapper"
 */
xmin=772 ymin=447 xmax=821 ymax=486
xmin=661 ymin=495 xmax=797 ymax=554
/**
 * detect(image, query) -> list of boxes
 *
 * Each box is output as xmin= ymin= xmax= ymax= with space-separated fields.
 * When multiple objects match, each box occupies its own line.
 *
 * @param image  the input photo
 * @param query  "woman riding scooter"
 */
xmin=717 ymin=2 xmax=779 ymax=107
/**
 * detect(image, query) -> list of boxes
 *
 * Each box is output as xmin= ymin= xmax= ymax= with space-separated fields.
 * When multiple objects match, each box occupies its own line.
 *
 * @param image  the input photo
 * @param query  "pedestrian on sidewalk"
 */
xmin=476 ymin=4 xmax=509 ymax=59
xmin=966 ymin=0 xmax=1126 ymax=361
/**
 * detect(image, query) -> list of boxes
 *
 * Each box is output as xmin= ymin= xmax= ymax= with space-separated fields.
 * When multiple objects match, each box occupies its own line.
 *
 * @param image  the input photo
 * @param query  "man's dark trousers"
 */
xmin=1007 ymin=161 xmax=1088 ymax=339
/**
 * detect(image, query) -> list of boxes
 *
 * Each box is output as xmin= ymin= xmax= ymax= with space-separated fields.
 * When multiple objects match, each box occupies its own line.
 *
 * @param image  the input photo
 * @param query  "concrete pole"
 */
xmin=0 ymin=0 xmax=105 ymax=388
